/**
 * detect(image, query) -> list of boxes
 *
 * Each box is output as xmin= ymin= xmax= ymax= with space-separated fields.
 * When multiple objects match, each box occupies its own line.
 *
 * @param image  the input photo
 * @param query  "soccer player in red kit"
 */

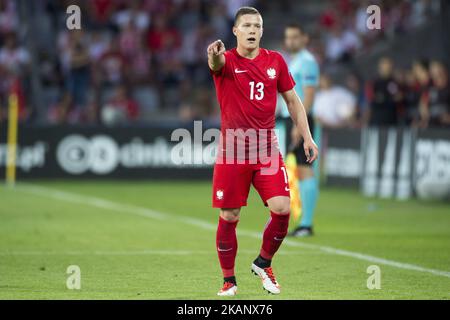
xmin=208 ymin=7 xmax=318 ymax=296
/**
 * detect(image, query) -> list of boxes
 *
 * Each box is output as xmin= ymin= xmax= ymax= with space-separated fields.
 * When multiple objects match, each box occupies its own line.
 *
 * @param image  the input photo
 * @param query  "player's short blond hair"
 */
xmin=234 ymin=7 xmax=261 ymax=26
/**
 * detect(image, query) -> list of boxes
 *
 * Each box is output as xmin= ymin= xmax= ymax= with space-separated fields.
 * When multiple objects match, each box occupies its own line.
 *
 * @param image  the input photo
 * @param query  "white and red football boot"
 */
xmin=251 ymin=263 xmax=281 ymax=294
xmin=217 ymin=281 xmax=238 ymax=296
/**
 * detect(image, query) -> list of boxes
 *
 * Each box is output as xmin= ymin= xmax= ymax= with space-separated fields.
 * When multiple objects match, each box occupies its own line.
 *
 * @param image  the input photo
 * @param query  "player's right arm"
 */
xmin=207 ymin=40 xmax=226 ymax=72
xmin=281 ymin=89 xmax=319 ymax=163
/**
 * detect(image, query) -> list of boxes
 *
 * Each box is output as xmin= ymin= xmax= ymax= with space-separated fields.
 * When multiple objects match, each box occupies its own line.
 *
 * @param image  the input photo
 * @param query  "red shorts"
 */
xmin=212 ymin=153 xmax=290 ymax=208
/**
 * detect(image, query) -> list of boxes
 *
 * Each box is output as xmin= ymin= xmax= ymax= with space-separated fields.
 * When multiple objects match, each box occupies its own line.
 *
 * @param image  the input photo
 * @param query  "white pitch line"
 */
xmin=14 ymin=184 xmax=450 ymax=279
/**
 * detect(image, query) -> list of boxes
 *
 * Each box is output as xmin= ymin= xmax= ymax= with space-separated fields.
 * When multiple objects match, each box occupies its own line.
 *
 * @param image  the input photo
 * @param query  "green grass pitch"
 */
xmin=0 ymin=180 xmax=449 ymax=299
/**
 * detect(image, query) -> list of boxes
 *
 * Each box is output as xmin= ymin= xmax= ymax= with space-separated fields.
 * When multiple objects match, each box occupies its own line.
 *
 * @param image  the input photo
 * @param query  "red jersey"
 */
xmin=211 ymin=48 xmax=295 ymax=161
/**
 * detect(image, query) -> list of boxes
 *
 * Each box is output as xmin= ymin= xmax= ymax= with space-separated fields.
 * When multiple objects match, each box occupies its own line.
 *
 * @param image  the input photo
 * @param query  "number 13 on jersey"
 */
xmin=249 ymin=81 xmax=264 ymax=100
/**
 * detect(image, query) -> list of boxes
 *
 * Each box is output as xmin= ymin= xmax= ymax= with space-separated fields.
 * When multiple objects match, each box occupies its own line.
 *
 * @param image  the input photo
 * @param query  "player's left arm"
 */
xmin=281 ymin=89 xmax=319 ymax=163
xmin=289 ymin=85 xmax=315 ymax=148
xmin=302 ymin=86 xmax=316 ymax=114
xmin=301 ymin=57 xmax=319 ymax=112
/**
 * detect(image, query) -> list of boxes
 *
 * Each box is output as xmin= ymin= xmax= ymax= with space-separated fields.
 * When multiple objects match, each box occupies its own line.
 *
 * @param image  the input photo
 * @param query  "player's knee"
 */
xmin=269 ymin=199 xmax=291 ymax=215
xmin=220 ymin=208 xmax=240 ymax=221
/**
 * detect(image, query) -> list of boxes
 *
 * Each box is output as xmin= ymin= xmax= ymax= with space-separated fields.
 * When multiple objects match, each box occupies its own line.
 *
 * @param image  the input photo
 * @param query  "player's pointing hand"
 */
xmin=207 ymin=40 xmax=226 ymax=56
xmin=207 ymin=40 xmax=226 ymax=72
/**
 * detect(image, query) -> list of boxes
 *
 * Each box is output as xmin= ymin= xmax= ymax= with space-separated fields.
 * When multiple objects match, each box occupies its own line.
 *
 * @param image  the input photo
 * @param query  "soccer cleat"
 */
xmin=251 ymin=263 xmax=281 ymax=294
xmin=288 ymin=226 xmax=314 ymax=237
xmin=217 ymin=282 xmax=238 ymax=296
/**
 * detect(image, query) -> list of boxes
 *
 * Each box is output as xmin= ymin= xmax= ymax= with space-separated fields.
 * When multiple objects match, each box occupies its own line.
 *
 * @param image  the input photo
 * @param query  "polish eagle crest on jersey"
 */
xmin=267 ymin=67 xmax=276 ymax=79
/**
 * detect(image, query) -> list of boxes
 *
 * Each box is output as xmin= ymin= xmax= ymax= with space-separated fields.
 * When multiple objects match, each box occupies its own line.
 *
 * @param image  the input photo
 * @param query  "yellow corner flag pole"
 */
xmin=6 ymin=80 xmax=19 ymax=186
xmin=286 ymin=152 xmax=301 ymax=225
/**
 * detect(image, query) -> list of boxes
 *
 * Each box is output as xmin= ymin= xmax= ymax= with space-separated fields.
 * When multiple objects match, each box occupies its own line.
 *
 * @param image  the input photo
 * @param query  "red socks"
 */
xmin=216 ymin=211 xmax=289 ymax=277
xmin=216 ymin=216 xmax=238 ymax=277
xmin=260 ymin=211 xmax=290 ymax=260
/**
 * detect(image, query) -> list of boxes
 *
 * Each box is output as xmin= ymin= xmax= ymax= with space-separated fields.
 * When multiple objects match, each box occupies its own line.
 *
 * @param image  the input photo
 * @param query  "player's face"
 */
xmin=284 ymin=28 xmax=305 ymax=53
xmin=233 ymin=14 xmax=263 ymax=50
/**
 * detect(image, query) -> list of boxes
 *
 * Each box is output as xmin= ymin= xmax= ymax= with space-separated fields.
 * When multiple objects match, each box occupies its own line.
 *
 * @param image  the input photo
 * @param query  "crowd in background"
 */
xmin=1 ymin=0 xmax=245 ymax=125
xmin=312 ymin=57 xmax=450 ymax=129
xmin=0 ymin=0 xmax=448 ymax=129
xmin=313 ymin=0 xmax=440 ymax=64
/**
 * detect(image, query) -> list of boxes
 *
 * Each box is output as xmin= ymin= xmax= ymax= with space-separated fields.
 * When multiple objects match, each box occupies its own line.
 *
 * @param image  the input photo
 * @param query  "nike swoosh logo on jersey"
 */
xmin=235 ymin=68 xmax=248 ymax=73
xmin=274 ymin=237 xmax=284 ymax=241
xmin=218 ymin=247 xmax=233 ymax=252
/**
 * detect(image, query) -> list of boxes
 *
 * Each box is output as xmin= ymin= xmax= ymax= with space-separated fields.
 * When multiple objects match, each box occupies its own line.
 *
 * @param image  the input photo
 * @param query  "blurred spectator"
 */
xmin=0 ymin=101 xmax=4 ymax=123
xmin=87 ymin=0 xmax=117 ymax=29
xmin=426 ymin=61 xmax=450 ymax=127
xmin=156 ymin=30 xmax=185 ymax=108
xmin=128 ymin=37 xmax=152 ymax=85
xmin=101 ymin=85 xmax=139 ymax=126
xmin=345 ymin=72 xmax=369 ymax=127
xmin=195 ymin=86 xmax=218 ymax=122
xmin=96 ymin=37 xmax=127 ymax=86
xmin=209 ymin=3 xmax=229 ymax=40
xmin=412 ymin=58 xmax=432 ymax=127
xmin=324 ymin=22 xmax=361 ymax=63
xmin=0 ymin=32 xmax=30 ymax=81
xmin=178 ymin=103 xmax=196 ymax=123
xmin=39 ymin=50 xmax=63 ymax=88
xmin=384 ymin=0 xmax=411 ymax=36
xmin=118 ymin=21 xmax=142 ymax=60
xmin=354 ymin=0 xmax=371 ymax=36
xmin=58 ymin=30 xmax=91 ymax=107
xmin=178 ymin=86 xmax=219 ymax=123
xmin=88 ymin=31 xmax=110 ymax=62
xmin=400 ymin=68 xmax=421 ymax=125
xmin=409 ymin=0 xmax=438 ymax=28
xmin=181 ymin=22 xmax=215 ymax=85
xmin=47 ymin=91 xmax=79 ymax=124
xmin=113 ymin=0 xmax=150 ymax=33
xmin=141 ymin=0 xmax=173 ymax=16
xmin=319 ymin=7 xmax=337 ymax=31
xmin=0 ymin=0 xmax=18 ymax=37
xmin=367 ymin=57 xmax=402 ymax=126
xmin=336 ymin=0 xmax=354 ymax=21
xmin=177 ymin=0 xmax=202 ymax=37
xmin=147 ymin=15 xmax=181 ymax=53
xmin=313 ymin=74 xmax=357 ymax=128
xmin=0 ymin=32 xmax=30 ymax=121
